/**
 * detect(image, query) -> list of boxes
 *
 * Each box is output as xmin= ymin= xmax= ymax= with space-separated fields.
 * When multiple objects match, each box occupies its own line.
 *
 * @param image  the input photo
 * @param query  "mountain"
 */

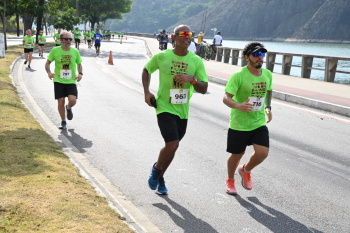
xmin=106 ymin=0 xmax=350 ymax=42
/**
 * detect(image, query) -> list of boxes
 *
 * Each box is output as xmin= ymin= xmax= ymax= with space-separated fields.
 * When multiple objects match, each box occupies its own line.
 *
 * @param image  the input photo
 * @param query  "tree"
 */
xmin=53 ymin=8 xmax=79 ymax=31
xmin=79 ymin=0 xmax=132 ymax=30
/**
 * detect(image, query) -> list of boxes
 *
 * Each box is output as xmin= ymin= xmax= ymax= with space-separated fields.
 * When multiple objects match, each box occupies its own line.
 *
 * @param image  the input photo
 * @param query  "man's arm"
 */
xmin=223 ymin=92 xmax=253 ymax=113
xmin=45 ymin=60 xmax=55 ymax=80
xmin=142 ymin=67 xmax=155 ymax=107
xmin=265 ymin=90 xmax=272 ymax=123
xmin=173 ymin=74 xmax=207 ymax=94
xmin=76 ymin=64 xmax=83 ymax=82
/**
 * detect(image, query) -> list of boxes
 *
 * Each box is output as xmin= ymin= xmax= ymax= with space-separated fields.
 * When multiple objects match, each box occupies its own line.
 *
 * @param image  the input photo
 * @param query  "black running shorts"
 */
xmin=24 ymin=48 xmax=33 ymax=53
xmin=157 ymin=112 xmax=188 ymax=143
xmin=226 ymin=126 xmax=269 ymax=154
xmin=75 ymin=39 xmax=80 ymax=43
xmin=95 ymin=43 xmax=101 ymax=48
xmin=54 ymin=82 xmax=78 ymax=100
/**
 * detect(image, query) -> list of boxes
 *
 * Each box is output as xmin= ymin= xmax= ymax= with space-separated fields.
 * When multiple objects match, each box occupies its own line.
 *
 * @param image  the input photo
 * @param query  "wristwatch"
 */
xmin=79 ymin=72 xmax=83 ymax=75
xmin=190 ymin=76 xmax=197 ymax=85
xmin=265 ymin=106 xmax=271 ymax=110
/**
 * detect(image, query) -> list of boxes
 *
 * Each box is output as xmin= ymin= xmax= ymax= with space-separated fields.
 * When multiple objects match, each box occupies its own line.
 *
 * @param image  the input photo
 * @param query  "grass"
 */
xmin=0 ymin=43 xmax=134 ymax=232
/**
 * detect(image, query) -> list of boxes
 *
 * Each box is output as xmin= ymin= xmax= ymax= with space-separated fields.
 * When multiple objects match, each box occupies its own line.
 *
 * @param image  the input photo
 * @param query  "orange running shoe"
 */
xmin=226 ymin=178 xmax=237 ymax=195
xmin=239 ymin=165 xmax=253 ymax=190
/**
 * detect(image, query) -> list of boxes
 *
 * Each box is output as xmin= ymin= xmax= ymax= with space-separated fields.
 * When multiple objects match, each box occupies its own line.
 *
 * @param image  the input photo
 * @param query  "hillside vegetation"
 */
xmin=106 ymin=0 xmax=350 ymax=42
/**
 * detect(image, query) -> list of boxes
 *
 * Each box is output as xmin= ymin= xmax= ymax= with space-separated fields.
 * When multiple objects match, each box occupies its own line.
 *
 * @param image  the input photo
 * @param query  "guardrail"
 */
xmin=125 ymin=32 xmax=350 ymax=83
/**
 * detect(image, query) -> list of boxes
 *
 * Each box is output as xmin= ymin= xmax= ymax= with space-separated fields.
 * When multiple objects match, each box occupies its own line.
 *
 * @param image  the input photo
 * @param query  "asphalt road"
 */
xmin=12 ymin=37 xmax=350 ymax=232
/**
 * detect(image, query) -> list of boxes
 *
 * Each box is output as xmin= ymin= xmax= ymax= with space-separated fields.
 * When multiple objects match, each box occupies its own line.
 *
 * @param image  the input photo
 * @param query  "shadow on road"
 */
xmin=153 ymin=196 xmax=218 ymax=233
xmin=59 ymin=129 xmax=93 ymax=153
xmin=235 ymin=195 xmax=324 ymax=233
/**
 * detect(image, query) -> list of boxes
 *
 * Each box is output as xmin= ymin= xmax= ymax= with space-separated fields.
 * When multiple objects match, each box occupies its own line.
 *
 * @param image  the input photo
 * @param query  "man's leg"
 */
xmin=57 ymin=97 xmax=66 ymax=120
xmin=28 ymin=52 xmax=33 ymax=67
xmin=155 ymin=140 xmax=179 ymax=176
xmin=227 ymin=151 xmax=245 ymax=179
xmin=244 ymin=144 xmax=269 ymax=171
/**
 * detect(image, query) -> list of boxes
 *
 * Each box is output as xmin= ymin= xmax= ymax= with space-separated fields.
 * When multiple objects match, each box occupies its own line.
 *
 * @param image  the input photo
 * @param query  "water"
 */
xmin=208 ymin=39 xmax=350 ymax=84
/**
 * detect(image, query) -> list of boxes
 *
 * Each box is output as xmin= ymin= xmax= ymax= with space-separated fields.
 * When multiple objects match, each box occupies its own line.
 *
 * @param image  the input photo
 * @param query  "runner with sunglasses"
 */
xmin=142 ymin=24 xmax=208 ymax=195
xmin=223 ymin=42 xmax=272 ymax=195
xmin=45 ymin=31 xmax=83 ymax=130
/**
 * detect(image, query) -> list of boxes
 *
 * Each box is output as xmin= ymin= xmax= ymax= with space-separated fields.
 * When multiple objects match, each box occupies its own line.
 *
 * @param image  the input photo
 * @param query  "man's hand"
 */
xmin=144 ymin=92 xmax=155 ymax=107
xmin=76 ymin=74 xmax=82 ymax=82
xmin=265 ymin=108 xmax=272 ymax=123
xmin=173 ymin=74 xmax=193 ymax=85
xmin=238 ymin=98 xmax=254 ymax=113
xmin=48 ymin=72 xmax=55 ymax=80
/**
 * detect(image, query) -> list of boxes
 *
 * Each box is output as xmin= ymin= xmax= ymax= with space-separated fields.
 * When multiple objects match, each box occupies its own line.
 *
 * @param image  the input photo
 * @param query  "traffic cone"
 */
xmin=108 ymin=51 xmax=114 ymax=65
xmin=120 ymin=39 xmax=122 ymax=44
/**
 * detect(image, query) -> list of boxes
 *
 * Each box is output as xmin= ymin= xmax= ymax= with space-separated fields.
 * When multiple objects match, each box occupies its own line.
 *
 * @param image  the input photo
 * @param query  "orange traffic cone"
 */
xmin=120 ymin=39 xmax=122 ymax=44
xmin=108 ymin=51 xmax=114 ymax=65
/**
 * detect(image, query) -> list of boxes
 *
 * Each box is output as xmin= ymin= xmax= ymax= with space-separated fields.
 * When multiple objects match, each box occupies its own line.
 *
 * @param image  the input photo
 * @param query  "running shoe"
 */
xmin=226 ymin=178 xmax=237 ymax=195
xmin=156 ymin=176 xmax=168 ymax=195
xmin=28 ymin=65 xmax=31 ymax=69
xmin=59 ymin=120 xmax=67 ymax=130
xmin=66 ymin=105 xmax=73 ymax=120
xmin=239 ymin=164 xmax=253 ymax=190
xmin=148 ymin=164 xmax=161 ymax=190
xmin=24 ymin=60 xmax=27 ymax=64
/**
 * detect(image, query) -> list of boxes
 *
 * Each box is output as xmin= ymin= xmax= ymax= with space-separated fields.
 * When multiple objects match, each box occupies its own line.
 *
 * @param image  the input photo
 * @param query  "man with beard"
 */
xmin=223 ymin=42 xmax=272 ymax=195
xmin=142 ymin=24 xmax=208 ymax=195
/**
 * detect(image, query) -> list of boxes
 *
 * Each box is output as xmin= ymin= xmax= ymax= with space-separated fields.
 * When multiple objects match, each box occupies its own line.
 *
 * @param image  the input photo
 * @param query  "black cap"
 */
xmin=246 ymin=45 xmax=267 ymax=55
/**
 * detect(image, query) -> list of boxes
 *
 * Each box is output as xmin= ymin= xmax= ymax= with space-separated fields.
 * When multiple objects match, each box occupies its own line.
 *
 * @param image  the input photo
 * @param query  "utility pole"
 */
xmin=76 ymin=0 xmax=79 ymax=17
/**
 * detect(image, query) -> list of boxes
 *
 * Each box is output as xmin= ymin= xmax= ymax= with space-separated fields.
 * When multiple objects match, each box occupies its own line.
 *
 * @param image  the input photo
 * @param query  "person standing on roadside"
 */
xmin=223 ymin=42 xmax=272 ymax=195
xmin=54 ymin=29 xmax=62 ymax=47
xmin=93 ymin=29 xmax=103 ymax=55
xmin=45 ymin=31 xmax=83 ymax=130
xmin=37 ymin=30 xmax=46 ymax=58
xmin=213 ymin=31 xmax=223 ymax=46
xmin=142 ymin=24 xmax=208 ymax=195
xmin=23 ymin=29 xmax=35 ymax=69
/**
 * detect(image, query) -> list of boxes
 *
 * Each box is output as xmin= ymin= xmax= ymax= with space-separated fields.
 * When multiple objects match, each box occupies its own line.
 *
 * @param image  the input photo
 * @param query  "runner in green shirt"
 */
xmin=72 ymin=27 xmax=81 ymax=49
xmin=142 ymin=24 xmax=208 ymax=195
xmin=45 ymin=30 xmax=83 ymax=130
xmin=53 ymin=29 xmax=62 ymax=46
xmin=22 ymin=29 xmax=35 ymax=69
xmin=37 ymin=30 xmax=46 ymax=58
xmin=223 ymin=42 xmax=272 ymax=195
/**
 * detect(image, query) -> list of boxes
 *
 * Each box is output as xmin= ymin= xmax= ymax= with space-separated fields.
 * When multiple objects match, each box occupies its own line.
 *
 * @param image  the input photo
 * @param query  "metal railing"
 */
xmin=125 ymin=32 xmax=350 ymax=83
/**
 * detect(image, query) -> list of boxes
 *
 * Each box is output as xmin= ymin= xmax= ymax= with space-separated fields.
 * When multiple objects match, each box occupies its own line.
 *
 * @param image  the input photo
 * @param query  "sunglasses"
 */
xmin=175 ymin=31 xmax=193 ymax=37
xmin=251 ymin=51 xmax=265 ymax=57
xmin=61 ymin=38 xmax=73 ymax=41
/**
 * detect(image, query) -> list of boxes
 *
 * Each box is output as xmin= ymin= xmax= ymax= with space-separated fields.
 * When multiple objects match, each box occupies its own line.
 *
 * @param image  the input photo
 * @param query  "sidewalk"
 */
xmin=139 ymin=36 xmax=350 ymax=117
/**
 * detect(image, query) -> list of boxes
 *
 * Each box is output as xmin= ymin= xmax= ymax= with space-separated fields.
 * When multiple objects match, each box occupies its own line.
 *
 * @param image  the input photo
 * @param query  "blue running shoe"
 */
xmin=148 ymin=164 xmax=161 ymax=190
xmin=156 ymin=176 xmax=168 ymax=195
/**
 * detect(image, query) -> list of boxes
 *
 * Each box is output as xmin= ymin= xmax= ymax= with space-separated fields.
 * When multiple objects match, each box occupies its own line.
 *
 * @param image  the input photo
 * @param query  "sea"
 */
xmin=210 ymin=39 xmax=350 ymax=85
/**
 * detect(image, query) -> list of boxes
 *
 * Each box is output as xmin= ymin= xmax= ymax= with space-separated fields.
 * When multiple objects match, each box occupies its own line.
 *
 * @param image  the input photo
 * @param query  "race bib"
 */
xmin=60 ymin=69 xmax=72 ymax=79
xmin=248 ymin=97 xmax=265 ymax=111
xmin=170 ymin=89 xmax=189 ymax=104
xmin=39 ymin=40 xmax=44 ymax=43
xmin=26 ymin=44 xmax=32 ymax=48
xmin=95 ymin=36 xmax=100 ymax=40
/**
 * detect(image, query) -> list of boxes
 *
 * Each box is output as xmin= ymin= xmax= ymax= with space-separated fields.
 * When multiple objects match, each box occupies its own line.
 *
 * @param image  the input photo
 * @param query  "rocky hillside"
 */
xmin=107 ymin=0 xmax=350 ymax=42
